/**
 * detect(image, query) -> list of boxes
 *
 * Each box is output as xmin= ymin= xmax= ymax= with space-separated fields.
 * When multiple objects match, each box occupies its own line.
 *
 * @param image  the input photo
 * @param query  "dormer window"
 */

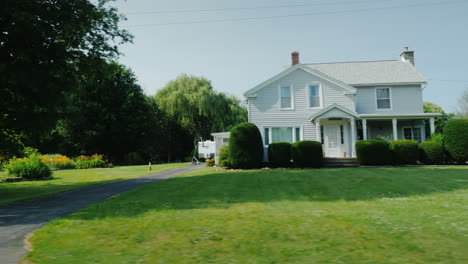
xmin=280 ymin=85 xmax=293 ymax=109
xmin=376 ymin=88 xmax=391 ymax=109
xmin=309 ymin=84 xmax=322 ymax=108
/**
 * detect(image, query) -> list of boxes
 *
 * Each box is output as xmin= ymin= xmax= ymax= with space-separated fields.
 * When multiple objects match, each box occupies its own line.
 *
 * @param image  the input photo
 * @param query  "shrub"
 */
xmin=268 ymin=142 xmax=291 ymax=167
xmin=218 ymin=145 xmax=231 ymax=168
xmin=355 ymin=140 xmax=392 ymax=165
xmin=390 ymin=140 xmax=419 ymax=165
xmin=205 ymin=158 xmax=215 ymax=167
xmin=41 ymin=154 xmax=76 ymax=170
xmin=21 ymin=147 xmax=39 ymax=157
xmin=428 ymin=133 xmax=444 ymax=145
xmin=228 ymin=122 xmax=263 ymax=169
xmin=6 ymin=154 xmax=52 ymax=179
xmin=419 ymin=141 xmax=445 ymax=165
xmin=443 ymin=119 xmax=468 ymax=163
xmin=291 ymin=141 xmax=322 ymax=168
xmin=75 ymin=154 xmax=107 ymax=169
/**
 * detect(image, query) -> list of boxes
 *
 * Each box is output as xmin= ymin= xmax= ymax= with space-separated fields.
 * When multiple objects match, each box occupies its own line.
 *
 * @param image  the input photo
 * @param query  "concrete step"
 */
xmin=323 ymin=158 xmax=359 ymax=168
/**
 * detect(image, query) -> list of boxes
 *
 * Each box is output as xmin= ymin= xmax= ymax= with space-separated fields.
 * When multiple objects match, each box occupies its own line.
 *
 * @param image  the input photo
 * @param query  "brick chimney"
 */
xmin=291 ymin=51 xmax=299 ymax=66
xmin=400 ymin=49 xmax=415 ymax=66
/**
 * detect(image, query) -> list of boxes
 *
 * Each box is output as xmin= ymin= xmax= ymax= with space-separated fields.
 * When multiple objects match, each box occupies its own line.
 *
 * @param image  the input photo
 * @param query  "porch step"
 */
xmin=323 ymin=157 xmax=359 ymax=168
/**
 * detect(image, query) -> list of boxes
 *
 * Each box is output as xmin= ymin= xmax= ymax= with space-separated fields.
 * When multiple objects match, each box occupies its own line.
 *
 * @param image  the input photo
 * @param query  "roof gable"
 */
xmin=309 ymin=104 xmax=358 ymax=121
xmin=243 ymin=64 xmax=357 ymax=98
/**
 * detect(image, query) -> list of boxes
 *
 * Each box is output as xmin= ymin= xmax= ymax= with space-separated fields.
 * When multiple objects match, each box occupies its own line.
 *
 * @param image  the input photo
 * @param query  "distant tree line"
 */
xmin=0 ymin=0 xmax=246 ymax=164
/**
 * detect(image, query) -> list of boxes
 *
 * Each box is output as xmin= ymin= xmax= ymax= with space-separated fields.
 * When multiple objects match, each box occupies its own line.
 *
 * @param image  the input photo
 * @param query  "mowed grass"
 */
xmin=0 ymin=163 xmax=187 ymax=205
xmin=27 ymin=167 xmax=468 ymax=264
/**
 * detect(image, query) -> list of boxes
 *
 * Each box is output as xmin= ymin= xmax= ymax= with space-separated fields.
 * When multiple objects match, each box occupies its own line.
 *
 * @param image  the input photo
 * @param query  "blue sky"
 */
xmin=114 ymin=0 xmax=468 ymax=112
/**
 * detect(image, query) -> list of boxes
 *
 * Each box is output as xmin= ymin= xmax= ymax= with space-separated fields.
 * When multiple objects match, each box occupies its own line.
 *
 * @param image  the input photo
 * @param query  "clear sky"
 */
xmin=113 ymin=0 xmax=468 ymax=112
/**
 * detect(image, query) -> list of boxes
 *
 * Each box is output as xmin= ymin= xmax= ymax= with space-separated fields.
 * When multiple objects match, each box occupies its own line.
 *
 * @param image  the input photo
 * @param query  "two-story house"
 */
xmin=243 ymin=50 xmax=441 ymax=159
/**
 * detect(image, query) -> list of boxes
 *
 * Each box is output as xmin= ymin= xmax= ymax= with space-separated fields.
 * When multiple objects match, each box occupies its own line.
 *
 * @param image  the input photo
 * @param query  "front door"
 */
xmin=324 ymin=125 xmax=341 ymax=157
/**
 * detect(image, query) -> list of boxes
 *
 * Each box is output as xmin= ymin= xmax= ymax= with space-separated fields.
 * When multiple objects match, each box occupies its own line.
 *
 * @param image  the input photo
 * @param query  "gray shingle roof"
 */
xmin=304 ymin=60 xmax=427 ymax=85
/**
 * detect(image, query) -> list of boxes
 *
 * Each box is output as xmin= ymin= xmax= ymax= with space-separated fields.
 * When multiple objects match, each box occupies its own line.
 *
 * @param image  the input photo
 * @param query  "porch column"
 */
xmin=392 ymin=118 xmax=398 ymax=140
xmin=351 ymin=118 xmax=356 ymax=157
xmin=429 ymin=117 xmax=435 ymax=135
xmin=316 ymin=119 xmax=321 ymax=143
xmin=362 ymin=119 xmax=368 ymax=140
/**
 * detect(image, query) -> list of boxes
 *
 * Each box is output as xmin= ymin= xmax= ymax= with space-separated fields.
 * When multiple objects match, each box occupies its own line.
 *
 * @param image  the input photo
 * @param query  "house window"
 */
xmin=280 ymin=85 xmax=292 ymax=109
xmin=403 ymin=127 xmax=422 ymax=142
xmin=264 ymin=127 xmax=301 ymax=145
xmin=376 ymin=88 xmax=391 ymax=109
xmin=309 ymin=85 xmax=321 ymax=108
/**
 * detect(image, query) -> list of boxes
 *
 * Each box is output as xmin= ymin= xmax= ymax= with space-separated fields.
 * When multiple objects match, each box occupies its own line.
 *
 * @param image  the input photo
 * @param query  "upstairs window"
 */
xmin=376 ymin=88 xmax=391 ymax=109
xmin=309 ymin=85 xmax=321 ymax=108
xmin=280 ymin=85 xmax=292 ymax=109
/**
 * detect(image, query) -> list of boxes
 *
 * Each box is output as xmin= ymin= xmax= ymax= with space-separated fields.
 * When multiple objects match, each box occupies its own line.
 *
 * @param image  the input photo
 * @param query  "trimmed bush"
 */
xmin=205 ymin=158 xmax=215 ymax=167
xmin=268 ymin=142 xmax=291 ymax=167
xmin=291 ymin=141 xmax=322 ymax=168
xmin=355 ymin=140 xmax=392 ymax=165
xmin=443 ymin=119 xmax=468 ymax=163
xmin=228 ymin=122 xmax=263 ymax=169
xmin=390 ymin=140 xmax=419 ymax=165
xmin=218 ymin=145 xmax=231 ymax=168
xmin=6 ymin=154 xmax=52 ymax=179
xmin=419 ymin=141 xmax=445 ymax=165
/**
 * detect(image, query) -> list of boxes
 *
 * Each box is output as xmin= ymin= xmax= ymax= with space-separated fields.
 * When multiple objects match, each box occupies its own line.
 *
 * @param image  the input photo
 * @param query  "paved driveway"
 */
xmin=0 ymin=164 xmax=203 ymax=264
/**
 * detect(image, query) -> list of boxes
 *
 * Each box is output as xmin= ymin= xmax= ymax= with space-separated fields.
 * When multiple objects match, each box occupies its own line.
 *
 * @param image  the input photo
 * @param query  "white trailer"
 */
xmin=198 ymin=140 xmax=216 ymax=159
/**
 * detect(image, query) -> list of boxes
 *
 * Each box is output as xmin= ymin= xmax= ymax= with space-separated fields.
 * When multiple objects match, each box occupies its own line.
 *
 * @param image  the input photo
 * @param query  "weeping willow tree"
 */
xmin=155 ymin=74 xmax=247 ymax=156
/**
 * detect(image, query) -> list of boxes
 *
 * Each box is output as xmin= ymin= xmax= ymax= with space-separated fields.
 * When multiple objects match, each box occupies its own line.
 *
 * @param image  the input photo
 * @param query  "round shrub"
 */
xmin=443 ymin=119 xmax=468 ymax=163
xmin=6 ymin=154 xmax=52 ymax=179
xmin=268 ymin=142 xmax=291 ymax=167
xmin=218 ymin=145 xmax=231 ymax=168
xmin=355 ymin=140 xmax=392 ymax=165
xmin=291 ymin=141 xmax=322 ymax=168
xmin=390 ymin=140 xmax=419 ymax=165
xmin=228 ymin=123 xmax=263 ymax=169
xmin=419 ymin=141 xmax=444 ymax=165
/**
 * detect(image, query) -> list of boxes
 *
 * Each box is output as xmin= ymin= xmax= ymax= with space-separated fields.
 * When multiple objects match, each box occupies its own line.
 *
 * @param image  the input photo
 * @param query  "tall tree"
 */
xmin=423 ymin=101 xmax=454 ymax=134
xmin=155 ymin=74 xmax=247 ymax=154
xmin=0 ymin=0 xmax=131 ymax=149
xmin=456 ymin=88 xmax=468 ymax=118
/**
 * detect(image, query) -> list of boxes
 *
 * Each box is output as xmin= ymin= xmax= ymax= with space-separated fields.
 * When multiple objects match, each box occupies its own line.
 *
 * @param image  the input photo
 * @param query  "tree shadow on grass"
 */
xmin=71 ymin=167 xmax=468 ymax=220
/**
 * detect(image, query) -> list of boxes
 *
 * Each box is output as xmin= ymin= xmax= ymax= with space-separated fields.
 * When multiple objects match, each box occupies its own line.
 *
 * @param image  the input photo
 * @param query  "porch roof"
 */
xmin=308 ymin=104 xmax=359 ymax=121
xmin=358 ymin=113 xmax=443 ymax=119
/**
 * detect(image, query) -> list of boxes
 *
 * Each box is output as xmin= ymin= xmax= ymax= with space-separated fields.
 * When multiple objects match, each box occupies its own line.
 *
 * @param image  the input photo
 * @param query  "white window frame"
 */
xmin=278 ymin=84 xmax=294 ymax=110
xmin=307 ymin=83 xmax=323 ymax=109
xmin=402 ymin=126 xmax=423 ymax=142
xmin=375 ymin=87 xmax=392 ymax=110
xmin=262 ymin=126 xmax=303 ymax=146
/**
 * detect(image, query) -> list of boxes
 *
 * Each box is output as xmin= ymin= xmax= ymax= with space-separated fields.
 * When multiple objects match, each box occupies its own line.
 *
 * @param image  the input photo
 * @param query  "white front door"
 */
xmin=324 ymin=125 xmax=341 ymax=157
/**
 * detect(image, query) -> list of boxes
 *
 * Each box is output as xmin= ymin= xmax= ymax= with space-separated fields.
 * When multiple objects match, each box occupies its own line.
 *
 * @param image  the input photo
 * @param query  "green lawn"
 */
xmin=27 ymin=167 xmax=468 ymax=264
xmin=0 ymin=163 xmax=187 ymax=205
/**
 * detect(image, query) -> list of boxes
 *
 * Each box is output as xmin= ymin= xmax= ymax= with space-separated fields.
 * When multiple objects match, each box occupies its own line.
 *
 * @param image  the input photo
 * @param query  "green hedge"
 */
xmin=419 ymin=141 xmax=445 ymax=165
xmin=390 ymin=140 xmax=419 ymax=165
xmin=355 ymin=140 xmax=392 ymax=165
xmin=443 ymin=119 xmax=468 ymax=163
xmin=6 ymin=154 xmax=52 ymax=179
xmin=268 ymin=142 xmax=291 ymax=167
xmin=228 ymin=122 xmax=263 ymax=169
xmin=218 ymin=145 xmax=231 ymax=168
xmin=291 ymin=141 xmax=322 ymax=168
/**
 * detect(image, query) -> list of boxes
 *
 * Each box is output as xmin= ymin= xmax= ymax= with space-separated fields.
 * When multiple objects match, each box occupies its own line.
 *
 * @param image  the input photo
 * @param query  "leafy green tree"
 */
xmin=423 ymin=102 xmax=454 ymax=134
xmin=456 ymin=88 xmax=468 ymax=118
xmin=0 ymin=0 xmax=131 ymax=150
xmin=155 ymin=74 xmax=247 ymax=151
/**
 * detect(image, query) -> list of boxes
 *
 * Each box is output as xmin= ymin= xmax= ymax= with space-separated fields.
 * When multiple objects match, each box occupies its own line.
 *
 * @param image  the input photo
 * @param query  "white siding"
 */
xmin=355 ymin=85 xmax=423 ymax=114
xmin=249 ymin=68 xmax=355 ymax=143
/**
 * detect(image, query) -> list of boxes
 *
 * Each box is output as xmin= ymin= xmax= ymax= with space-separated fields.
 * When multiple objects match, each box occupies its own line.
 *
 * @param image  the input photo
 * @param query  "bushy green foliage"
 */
xmin=218 ymin=145 xmax=231 ymax=168
xmin=428 ymin=133 xmax=444 ymax=145
xmin=355 ymin=140 xmax=392 ymax=165
xmin=228 ymin=123 xmax=263 ymax=169
xmin=419 ymin=141 xmax=445 ymax=165
xmin=75 ymin=155 xmax=107 ymax=169
xmin=41 ymin=154 xmax=76 ymax=170
xmin=268 ymin=142 xmax=291 ymax=167
xmin=390 ymin=140 xmax=420 ymax=165
xmin=6 ymin=154 xmax=52 ymax=179
xmin=443 ymin=119 xmax=468 ymax=163
xmin=205 ymin=159 xmax=215 ymax=167
xmin=291 ymin=141 xmax=322 ymax=168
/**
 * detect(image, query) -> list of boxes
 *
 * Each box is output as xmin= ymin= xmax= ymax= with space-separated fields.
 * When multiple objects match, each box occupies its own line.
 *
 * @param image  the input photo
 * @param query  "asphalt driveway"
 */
xmin=0 ymin=164 xmax=203 ymax=264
